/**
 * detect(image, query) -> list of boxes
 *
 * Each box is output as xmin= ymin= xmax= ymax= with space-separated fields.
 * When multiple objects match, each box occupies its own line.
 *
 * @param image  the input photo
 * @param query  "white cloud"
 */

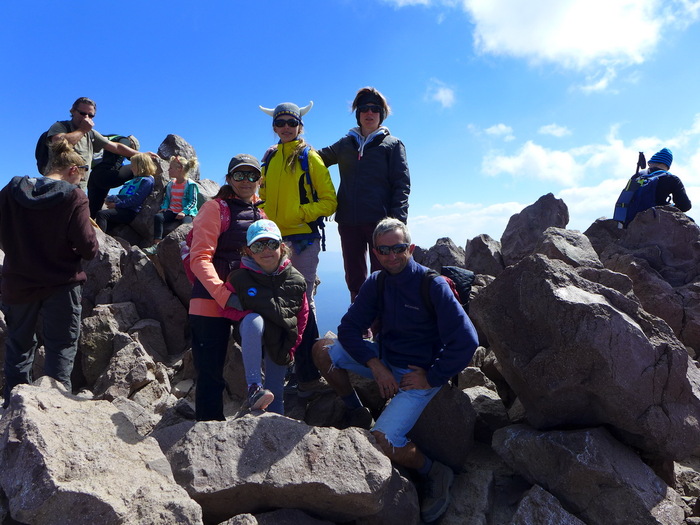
xmin=384 ymin=0 xmax=700 ymax=90
xmin=425 ymin=79 xmax=456 ymax=108
xmin=483 ymin=141 xmax=583 ymax=185
xmin=485 ymin=123 xmax=515 ymax=141
xmin=539 ymin=124 xmax=571 ymax=137
xmin=464 ymin=0 xmax=666 ymax=70
xmin=410 ymin=201 xmax=526 ymax=247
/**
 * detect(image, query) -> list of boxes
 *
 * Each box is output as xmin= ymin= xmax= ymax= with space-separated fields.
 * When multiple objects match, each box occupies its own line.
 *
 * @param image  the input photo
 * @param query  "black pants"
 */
xmin=87 ymin=165 xmax=134 ymax=218
xmin=2 ymin=283 xmax=82 ymax=408
xmin=153 ymin=210 xmax=194 ymax=240
xmin=190 ymin=314 xmax=232 ymax=421
xmin=95 ymin=207 xmax=137 ymax=233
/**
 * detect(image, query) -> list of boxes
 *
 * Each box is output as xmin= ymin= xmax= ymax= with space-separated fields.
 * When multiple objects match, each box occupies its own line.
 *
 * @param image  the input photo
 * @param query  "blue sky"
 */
xmin=3 ymin=0 xmax=700 ymax=328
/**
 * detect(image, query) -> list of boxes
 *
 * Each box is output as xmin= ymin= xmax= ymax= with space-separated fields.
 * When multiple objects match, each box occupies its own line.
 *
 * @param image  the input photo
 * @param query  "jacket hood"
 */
xmin=10 ymin=176 xmax=75 ymax=210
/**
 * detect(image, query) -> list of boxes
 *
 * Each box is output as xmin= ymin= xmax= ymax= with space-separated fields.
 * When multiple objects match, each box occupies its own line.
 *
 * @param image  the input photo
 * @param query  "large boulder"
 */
xmin=112 ymin=247 xmax=189 ymax=355
xmin=500 ymin=193 xmax=569 ymax=267
xmin=413 ymin=237 xmax=465 ymax=270
xmin=464 ymin=234 xmax=504 ymax=277
xmin=0 ymin=381 xmax=202 ymax=525
xmin=471 ymin=254 xmax=700 ymax=459
xmin=160 ymin=413 xmax=394 ymax=524
xmin=493 ymin=425 xmax=685 ymax=525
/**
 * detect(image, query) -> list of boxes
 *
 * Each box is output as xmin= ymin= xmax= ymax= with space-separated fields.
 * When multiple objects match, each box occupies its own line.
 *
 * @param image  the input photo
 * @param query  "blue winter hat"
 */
xmin=246 ymin=219 xmax=282 ymax=246
xmin=649 ymin=148 xmax=673 ymax=168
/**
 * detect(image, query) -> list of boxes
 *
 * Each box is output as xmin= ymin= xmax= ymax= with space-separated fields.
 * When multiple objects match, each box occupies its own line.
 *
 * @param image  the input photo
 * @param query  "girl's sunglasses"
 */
xmin=249 ymin=239 xmax=281 ymax=254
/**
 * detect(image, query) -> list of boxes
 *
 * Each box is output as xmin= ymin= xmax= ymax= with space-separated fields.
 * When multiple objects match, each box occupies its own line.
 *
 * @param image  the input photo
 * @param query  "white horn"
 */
xmin=299 ymin=101 xmax=314 ymax=116
xmin=259 ymin=105 xmax=275 ymax=117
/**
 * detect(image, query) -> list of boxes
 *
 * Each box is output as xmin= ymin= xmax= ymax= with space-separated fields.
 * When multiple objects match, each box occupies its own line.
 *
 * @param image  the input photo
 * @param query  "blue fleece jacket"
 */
xmin=338 ymin=257 xmax=478 ymax=387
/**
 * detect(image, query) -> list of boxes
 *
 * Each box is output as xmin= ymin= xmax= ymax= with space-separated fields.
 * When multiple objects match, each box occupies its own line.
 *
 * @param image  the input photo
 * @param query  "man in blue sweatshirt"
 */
xmin=312 ymin=217 xmax=478 ymax=523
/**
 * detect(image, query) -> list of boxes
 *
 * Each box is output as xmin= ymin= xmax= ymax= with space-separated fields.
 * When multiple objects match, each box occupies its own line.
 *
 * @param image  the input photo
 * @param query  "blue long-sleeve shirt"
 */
xmin=338 ymin=257 xmax=478 ymax=387
xmin=115 ymin=176 xmax=154 ymax=213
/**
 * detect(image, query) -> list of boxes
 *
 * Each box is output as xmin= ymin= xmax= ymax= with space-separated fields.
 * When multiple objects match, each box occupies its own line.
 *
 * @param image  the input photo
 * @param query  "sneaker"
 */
xmin=342 ymin=406 xmax=374 ymax=430
xmin=297 ymin=377 xmax=333 ymax=398
xmin=421 ymin=460 xmax=454 ymax=523
xmin=143 ymin=244 xmax=159 ymax=256
xmin=242 ymin=384 xmax=274 ymax=412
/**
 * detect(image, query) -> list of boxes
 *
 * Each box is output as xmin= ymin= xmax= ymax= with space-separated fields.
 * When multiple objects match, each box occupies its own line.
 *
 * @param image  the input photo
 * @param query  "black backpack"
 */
xmin=35 ymin=120 xmax=71 ymax=174
xmin=376 ymin=265 xmax=475 ymax=316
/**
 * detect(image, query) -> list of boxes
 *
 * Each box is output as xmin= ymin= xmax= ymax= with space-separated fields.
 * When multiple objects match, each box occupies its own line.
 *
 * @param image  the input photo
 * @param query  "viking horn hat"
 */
xmin=259 ymin=101 xmax=313 ymax=120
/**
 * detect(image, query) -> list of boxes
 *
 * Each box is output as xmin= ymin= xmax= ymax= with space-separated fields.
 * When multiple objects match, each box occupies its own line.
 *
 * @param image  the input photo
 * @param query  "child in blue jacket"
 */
xmin=95 ymin=152 xmax=156 ymax=232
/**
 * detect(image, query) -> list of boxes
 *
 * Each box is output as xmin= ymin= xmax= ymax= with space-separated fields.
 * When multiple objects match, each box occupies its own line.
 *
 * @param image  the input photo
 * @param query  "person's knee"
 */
xmin=371 ymin=430 xmax=393 ymax=456
xmin=311 ymin=338 xmax=333 ymax=368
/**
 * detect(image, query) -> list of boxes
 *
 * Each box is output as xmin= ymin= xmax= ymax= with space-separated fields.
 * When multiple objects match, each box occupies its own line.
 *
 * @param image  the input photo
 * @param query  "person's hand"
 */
xmin=77 ymin=116 xmax=94 ymax=134
xmin=399 ymin=365 xmax=431 ymax=390
xmin=367 ymin=358 xmax=398 ymax=399
xmin=176 ymin=212 xmax=185 ymax=220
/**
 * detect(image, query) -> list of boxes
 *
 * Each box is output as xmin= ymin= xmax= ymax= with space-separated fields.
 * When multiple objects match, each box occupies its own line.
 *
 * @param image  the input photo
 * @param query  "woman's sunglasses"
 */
xmin=273 ymin=118 xmax=300 ymax=128
xmin=358 ymin=105 xmax=382 ymax=114
xmin=230 ymin=171 xmax=261 ymax=182
xmin=249 ymin=239 xmax=281 ymax=254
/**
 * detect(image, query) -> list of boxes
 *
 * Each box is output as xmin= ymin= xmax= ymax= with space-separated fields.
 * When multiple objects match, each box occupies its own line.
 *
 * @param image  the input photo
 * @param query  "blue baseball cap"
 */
xmin=246 ymin=219 xmax=282 ymax=246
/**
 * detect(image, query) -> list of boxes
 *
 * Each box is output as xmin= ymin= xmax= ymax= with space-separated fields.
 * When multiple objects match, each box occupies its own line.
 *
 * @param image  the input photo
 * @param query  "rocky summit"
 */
xmin=2 ymin=137 xmax=700 ymax=524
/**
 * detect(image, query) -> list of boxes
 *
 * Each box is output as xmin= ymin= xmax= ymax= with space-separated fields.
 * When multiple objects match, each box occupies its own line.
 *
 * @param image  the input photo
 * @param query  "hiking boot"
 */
xmin=342 ymin=406 xmax=374 ymax=430
xmin=242 ymin=384 xmax=274 ymax=412
xmin=143 ymin=244 xmax=159 ymax=256
xmin=420 ymin=460 xmax=454 ymax=523
xmin=297 ymin=377 xmax=333 ymax=398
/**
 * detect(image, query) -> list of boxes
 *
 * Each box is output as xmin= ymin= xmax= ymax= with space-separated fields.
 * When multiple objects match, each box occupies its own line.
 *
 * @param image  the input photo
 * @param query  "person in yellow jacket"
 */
xmin=258 ymin=101 xmax=337 ymax=311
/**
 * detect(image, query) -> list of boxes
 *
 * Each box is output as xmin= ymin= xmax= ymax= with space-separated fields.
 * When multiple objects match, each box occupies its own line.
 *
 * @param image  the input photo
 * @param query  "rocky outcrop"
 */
xmin=2 ymin=191 xmax=700 ymax=524
xmin=0 ymin=379 xmax=202 ymax=525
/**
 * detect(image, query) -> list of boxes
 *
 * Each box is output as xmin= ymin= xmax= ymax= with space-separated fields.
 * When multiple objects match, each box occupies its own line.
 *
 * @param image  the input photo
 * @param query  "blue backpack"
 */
xmin=613 ymin=170 xmax=669 ymax=227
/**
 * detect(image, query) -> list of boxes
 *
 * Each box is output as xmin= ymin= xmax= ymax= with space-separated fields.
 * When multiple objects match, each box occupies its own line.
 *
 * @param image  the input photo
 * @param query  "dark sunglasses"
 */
xmin=76 ymin=164 xmax=89 ymax=171
xmin=358 ymin=105 xmax=382 ymax=114
xmin=249 ymin=239 xmax=281 ymax=254
xmin=375 ymin=243 xmax=409 ymax=256
xmin=230 ymin=171 xmax=261 ymax=182
xmin=76 ymin=110 xmax=95 ymax=118
xmin=273 ymin=118 xmax=300 ymax=128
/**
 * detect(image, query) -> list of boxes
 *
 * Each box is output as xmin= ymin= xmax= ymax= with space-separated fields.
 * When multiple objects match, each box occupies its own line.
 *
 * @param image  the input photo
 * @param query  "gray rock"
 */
xmin=408 ymin=385 xmax=477 ymax=471
xmin=162 ymin=413 xmax=392 ymax=524
xmin=493 ymin=425 xmax=685 ymax=525
xmin=509 ymin=485 xmax=586 ymax=525
xmin=413 ymin=237 xmax=465 ymax=270
xmin=500 ymin=193 xmax=569 ymax=267
xmin=112 ymin=247 xmax=188 ymax=355
xmin=0 ymin=384 xmax=202 ymax=525
xmin=465 ymin=233 xmax=505 ymax=277
xmin=535 ymin=227 xmax=603 ymax=269
xmin=472 ymin=254 xmax=700 ymax=459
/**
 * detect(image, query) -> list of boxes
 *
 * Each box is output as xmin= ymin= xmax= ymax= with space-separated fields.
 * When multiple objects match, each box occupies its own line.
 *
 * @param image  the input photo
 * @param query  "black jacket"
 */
xmin=318 ymin=130 xmax=410 ymax=225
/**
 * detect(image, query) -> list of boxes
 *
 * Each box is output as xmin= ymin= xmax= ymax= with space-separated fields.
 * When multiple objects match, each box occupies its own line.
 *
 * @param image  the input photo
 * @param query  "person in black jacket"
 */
xmin=0 ymin=139 xmax=98 ymax=408
xmin=646 ymin=147 xmax=691 ymax=212
xmin=317 ymin=87 xmax=410 ymax=302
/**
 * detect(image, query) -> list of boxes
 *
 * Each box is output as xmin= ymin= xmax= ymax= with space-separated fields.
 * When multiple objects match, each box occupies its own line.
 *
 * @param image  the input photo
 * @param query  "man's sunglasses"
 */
xmin=375 ymin=243 xmax=409 ymax=256
xmin=249 ymin=239 xmax=281 ymax=254
xmin=358 ymin=105 xmax=382 ymax=114
xmin=76 ymin=110 xmax=95 ymax=118
xmin=273 ymin=118 xmax=300 ymax=128
xmin=230 ymin=171 xmax=261 ymax=182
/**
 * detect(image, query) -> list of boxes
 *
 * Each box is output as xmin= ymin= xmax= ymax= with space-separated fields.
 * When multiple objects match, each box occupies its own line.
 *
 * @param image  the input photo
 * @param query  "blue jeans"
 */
xmin=327 ymin=339 xmax=441 ymax=448
xmin=239 ymin=313 xmax=287 ymax=414
xmin=2 ymin=283 xmax=82 ymax=408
